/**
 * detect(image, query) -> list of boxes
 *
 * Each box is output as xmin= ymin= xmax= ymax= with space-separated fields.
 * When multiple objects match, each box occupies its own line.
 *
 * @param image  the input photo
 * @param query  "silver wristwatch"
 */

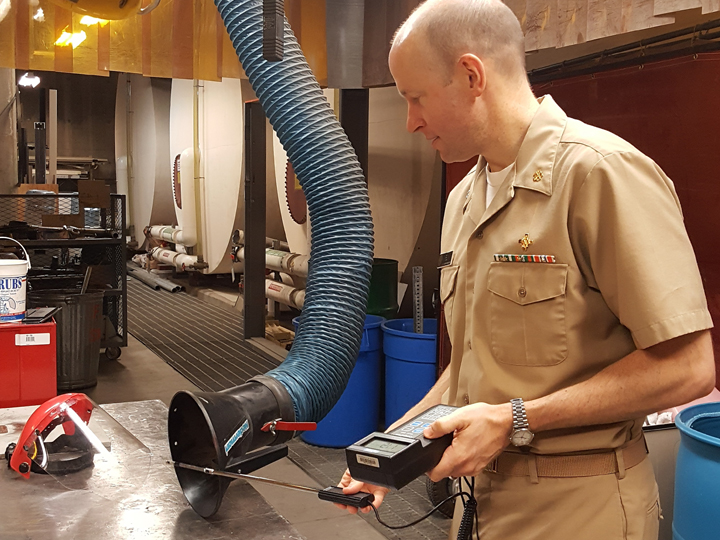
xmin=509 ymin=398 xmax=534 ymax=447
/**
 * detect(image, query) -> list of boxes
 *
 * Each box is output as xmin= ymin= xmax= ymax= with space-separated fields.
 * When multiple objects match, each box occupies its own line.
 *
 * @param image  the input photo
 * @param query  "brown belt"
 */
xmin=485 ymin=436 xmax=648 ymax=479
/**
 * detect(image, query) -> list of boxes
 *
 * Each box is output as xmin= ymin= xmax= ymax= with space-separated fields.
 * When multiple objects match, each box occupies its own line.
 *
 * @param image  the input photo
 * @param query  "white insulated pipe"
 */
xmin=150 ymin=246 xmax=199 ymax=271
xmin=232 ymin=229 xmax=290 ymax=252
xmin=234 ymin=247 xmax=309 ymax=278
xmin=265 ymin=279 xmax=305 ymax=310
xmin=147 ymin=225 xmax=191 ymax=245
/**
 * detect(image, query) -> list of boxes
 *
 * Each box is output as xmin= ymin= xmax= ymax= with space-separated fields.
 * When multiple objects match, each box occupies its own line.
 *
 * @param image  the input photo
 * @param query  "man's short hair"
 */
xmin=393 ymin=0 xmax=526 ymax=82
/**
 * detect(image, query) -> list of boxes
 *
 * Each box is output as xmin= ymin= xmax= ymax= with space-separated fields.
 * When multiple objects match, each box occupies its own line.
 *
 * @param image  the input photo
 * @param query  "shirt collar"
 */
xmin=510 ymin=94 xmax=568 ymax=196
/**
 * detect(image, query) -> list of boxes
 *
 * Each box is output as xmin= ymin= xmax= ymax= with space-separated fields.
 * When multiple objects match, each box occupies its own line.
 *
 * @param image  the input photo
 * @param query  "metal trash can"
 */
xmin=28 ymin=290 xmax=104 ymax=390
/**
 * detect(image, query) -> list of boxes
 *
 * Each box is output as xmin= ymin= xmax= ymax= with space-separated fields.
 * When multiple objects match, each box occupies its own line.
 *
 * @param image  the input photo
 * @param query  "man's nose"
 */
xmin=406 ymin=108 xmax=425 ymax=134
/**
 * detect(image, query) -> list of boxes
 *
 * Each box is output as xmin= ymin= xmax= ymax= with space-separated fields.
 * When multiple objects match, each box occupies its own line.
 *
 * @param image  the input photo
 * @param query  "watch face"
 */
xmin=511 ymin=429 xmax=534 ymax=446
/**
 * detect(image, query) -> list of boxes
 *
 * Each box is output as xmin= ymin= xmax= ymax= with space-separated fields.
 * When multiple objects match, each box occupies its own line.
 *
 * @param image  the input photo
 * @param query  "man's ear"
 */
xmin=458 ymin=54 xmax=485 ymax=96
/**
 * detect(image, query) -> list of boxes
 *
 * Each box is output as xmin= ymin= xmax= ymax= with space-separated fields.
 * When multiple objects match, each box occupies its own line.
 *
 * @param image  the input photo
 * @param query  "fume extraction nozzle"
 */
xmin=167 ymin=375 xmax=295 ymax=518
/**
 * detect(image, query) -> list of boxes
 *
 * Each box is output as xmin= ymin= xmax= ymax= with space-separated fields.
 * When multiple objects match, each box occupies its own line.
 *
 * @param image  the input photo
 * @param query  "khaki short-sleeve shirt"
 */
xmin=440 ymin=95 xmax=713 ymax=453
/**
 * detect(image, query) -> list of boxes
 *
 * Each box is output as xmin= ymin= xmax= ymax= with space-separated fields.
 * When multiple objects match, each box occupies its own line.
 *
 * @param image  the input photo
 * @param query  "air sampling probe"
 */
xmin=169 ymin=460 xmax=375 ymax=508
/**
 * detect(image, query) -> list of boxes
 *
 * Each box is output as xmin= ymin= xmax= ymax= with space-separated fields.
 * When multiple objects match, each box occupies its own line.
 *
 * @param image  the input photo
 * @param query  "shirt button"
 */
xmin=476 ymin=230 xmax=483 ymax=239
xmin=467 ymin=340 xmax=472 ymax=350
xmin=463 ymin=394 xmax=470 ymax=405
xmin=518 ymin=287 xmax=527 ymax=298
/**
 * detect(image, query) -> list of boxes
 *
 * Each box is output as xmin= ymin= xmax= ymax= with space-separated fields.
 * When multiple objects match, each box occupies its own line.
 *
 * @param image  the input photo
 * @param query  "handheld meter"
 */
xmin=346 ymin=404 xmax=457 ymax=490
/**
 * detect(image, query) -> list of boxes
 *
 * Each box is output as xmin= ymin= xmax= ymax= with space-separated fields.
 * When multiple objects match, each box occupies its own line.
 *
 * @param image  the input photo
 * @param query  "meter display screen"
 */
xmin=363 ymin=438 xmax=409 ymax=453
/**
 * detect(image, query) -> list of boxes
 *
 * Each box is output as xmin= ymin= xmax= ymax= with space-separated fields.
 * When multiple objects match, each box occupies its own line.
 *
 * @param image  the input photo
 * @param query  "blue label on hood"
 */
xmin=224 ymin=420 xmax=249 ymax=455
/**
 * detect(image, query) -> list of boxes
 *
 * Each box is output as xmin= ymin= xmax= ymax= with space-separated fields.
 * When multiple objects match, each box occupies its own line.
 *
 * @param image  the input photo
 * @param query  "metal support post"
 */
xmin=34 ymin=122 xmax=46 ymax=184
xmin=339 ymin=89 xmax=369 ymax=181
xmin=243 ymin=101 xmax=267 ymax=339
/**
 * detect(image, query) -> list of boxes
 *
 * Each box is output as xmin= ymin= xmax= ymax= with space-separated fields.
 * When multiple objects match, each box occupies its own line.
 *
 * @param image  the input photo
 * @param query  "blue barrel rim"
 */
xmin=675 ymin=401 xmax=720 ymax=449
xmin=381 ymin=318 xmax=437 ymax=340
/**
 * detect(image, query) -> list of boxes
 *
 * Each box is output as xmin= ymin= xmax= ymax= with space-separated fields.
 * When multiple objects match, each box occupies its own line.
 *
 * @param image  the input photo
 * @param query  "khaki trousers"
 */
xmin=449 ymin=456 xmax=660 ymax=540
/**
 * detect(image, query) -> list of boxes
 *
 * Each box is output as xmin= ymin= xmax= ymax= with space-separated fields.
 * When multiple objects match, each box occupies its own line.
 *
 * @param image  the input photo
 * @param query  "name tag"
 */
xmin=438 ymin=251 xmax=453 ymax=268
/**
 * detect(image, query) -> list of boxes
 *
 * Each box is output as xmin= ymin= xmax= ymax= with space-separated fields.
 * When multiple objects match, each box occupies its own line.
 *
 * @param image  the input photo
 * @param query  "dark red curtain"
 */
xmin=535 ymin=54 xmax=720 ymax=389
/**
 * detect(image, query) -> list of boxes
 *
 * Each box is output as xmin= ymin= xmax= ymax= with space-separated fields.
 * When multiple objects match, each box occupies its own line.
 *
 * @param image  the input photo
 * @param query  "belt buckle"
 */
xmin=485 ymin=459 xmax=498 ymax=473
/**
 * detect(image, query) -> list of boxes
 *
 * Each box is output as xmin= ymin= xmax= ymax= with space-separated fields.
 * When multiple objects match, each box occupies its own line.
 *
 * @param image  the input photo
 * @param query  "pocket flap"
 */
xmin=440 ymin=265 xmax=459 ymax=303
xmin=487 ymin=262 xmax=568 ymax=305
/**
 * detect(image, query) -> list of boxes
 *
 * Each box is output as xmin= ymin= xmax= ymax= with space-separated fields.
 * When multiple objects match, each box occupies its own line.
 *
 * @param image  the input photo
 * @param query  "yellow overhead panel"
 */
xmin=221 ymin=27 xmax=243 ymax=80
xmin=54 ymin=5 xmax=73 ymax=73
xmin=0 ymin=0 xmax=18 ymax=70
xmin=149 ymin=0 xmax=173 ymax=78
xmin=108 ymin=6 xmax=141 ymax=73
xmin=46 ymin=0 xmax=143 ymax=21
xmin=171 ymin=0 xmax=193 ymax=80
xmin=29 ymin=0 xmax=56 ymax=72
xmin=71 ymin=12 xmax=106 ymax=75
xmin=0 ymin=0 xmax=329 ymax=80
xmin=193 ymin=0 xmax=221 ymax=82
xmin=288 ymin=0 xmax=327 ymax=87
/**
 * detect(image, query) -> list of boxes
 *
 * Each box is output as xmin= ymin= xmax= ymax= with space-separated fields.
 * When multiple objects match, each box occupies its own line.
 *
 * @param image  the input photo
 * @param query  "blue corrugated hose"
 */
xmin=214 ymin=0 xmax=374 ymax=422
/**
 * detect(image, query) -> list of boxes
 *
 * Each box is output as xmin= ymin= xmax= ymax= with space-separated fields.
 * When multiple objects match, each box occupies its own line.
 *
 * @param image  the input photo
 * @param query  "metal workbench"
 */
xmin=0 ymin=400 xmax=304 ymax=540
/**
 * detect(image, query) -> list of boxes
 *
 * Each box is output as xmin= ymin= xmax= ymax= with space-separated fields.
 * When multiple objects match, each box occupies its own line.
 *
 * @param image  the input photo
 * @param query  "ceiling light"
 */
xmin=0 ymin=0 xmax=10 ymax=25
xmin=55 ymin=28 xmax=87 ymax=48
xmin=18 ymin=72 xmax=41 ymax=88
xmin=79 ymin=15 xmax=108 ymax=26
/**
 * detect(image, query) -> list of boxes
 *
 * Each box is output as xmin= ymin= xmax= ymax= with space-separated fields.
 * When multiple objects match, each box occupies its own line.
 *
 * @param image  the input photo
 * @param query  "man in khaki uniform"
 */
xmin=336 ymin=1 xmax=716 ymax=538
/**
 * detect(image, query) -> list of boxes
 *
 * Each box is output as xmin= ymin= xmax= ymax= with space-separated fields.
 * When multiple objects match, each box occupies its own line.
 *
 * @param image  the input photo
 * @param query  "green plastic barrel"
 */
xmin=367 ymin=258 xmax=398 ymax=320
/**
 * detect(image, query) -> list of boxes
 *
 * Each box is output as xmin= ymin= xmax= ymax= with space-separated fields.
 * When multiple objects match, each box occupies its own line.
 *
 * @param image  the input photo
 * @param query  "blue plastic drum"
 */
xmin=295 ymin=315 xmax=385 ymax=448
xmin=673 ymin=401 xmax=720 ymax=540
xmin=382 ymin=318 xmax=437 ymax=427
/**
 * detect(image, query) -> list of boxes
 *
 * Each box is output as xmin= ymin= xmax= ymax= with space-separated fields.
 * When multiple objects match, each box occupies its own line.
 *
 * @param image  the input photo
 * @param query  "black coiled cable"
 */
xmin=457 ymin=495 xmax=477 ymax=540
xmin=369 ymin=476 xmax=480 ymax=540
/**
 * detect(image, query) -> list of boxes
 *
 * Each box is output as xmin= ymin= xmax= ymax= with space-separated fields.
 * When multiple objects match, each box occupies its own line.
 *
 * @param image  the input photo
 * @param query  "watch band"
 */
xmin=511 ymin=398 xmax=529 ymax=430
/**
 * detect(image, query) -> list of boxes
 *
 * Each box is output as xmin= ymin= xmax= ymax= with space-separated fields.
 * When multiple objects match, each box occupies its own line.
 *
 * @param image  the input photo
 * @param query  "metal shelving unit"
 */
xmin=0 ymin=193 xmax=127 ymax=358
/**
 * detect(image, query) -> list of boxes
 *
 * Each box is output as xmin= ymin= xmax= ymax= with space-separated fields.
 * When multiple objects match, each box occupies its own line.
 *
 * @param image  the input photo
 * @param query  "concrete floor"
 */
xmin=87 ymin=335 xmax=387 ymax=540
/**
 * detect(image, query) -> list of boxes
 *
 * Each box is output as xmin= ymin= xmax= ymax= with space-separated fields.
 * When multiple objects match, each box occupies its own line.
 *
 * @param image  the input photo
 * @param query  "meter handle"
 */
xmin=318 ymin=486 xmax=375 ymax=508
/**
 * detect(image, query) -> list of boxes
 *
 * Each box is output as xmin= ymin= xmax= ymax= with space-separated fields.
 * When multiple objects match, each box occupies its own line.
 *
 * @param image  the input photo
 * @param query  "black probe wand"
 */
xmin=168 ymin=460 xmax=375 ymax=508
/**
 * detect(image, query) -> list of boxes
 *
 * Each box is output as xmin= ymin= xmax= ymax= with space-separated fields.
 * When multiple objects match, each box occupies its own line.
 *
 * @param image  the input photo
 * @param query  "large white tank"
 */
xmin=170 ymin=78 xmax=286 ymax=274
xmin=273 ymin=86 xmax=436 ymax=274
xmin=114 ymin=74 xmax=175 ymax=239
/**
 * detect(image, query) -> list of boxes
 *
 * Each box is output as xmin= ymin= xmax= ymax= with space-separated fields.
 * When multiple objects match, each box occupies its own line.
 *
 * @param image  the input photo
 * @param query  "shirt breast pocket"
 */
xmin=487 ymin=262 xmax=569 ymax=366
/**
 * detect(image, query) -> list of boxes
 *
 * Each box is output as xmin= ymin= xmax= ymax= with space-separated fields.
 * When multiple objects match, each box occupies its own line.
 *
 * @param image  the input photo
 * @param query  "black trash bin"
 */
xmin=28 ymin=290 xmax=105 ymax=390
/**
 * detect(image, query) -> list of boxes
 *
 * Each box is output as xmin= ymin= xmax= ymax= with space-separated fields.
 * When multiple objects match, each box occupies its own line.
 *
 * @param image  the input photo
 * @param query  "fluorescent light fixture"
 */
xmin=55 ymin=29 xmax=87 ymax=48
xmin=18 ymin=72 xmax=41 ymax=88
xmin=33 ymin=7 xmax=44 ymax=21
xmin=80 ymin=15 xmax=108 ymax=26
xmin=0 ymin=0 xmax=10 ymax=24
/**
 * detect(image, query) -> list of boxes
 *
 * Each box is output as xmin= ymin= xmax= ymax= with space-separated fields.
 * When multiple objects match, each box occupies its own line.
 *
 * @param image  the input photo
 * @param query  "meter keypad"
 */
xmin=390 ymin=405 xmax=457 ymax=440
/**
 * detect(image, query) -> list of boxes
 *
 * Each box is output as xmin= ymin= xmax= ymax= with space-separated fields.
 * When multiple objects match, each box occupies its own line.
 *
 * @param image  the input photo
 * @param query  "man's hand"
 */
xmin=424 ymin=402 xmax=513 ymax=482
xmin=334 ymin=468 xmax=389 ymax=515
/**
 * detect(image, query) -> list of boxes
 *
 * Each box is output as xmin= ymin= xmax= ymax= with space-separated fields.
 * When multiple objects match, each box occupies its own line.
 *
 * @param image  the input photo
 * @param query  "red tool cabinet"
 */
xmin=0 ymin=321 xmax=57 ymax=408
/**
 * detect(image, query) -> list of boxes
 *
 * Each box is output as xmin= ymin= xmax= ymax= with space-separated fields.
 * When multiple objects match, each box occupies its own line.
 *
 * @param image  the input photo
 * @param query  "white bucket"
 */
xmin=0 ymin=237 xmax=32 ymax=324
